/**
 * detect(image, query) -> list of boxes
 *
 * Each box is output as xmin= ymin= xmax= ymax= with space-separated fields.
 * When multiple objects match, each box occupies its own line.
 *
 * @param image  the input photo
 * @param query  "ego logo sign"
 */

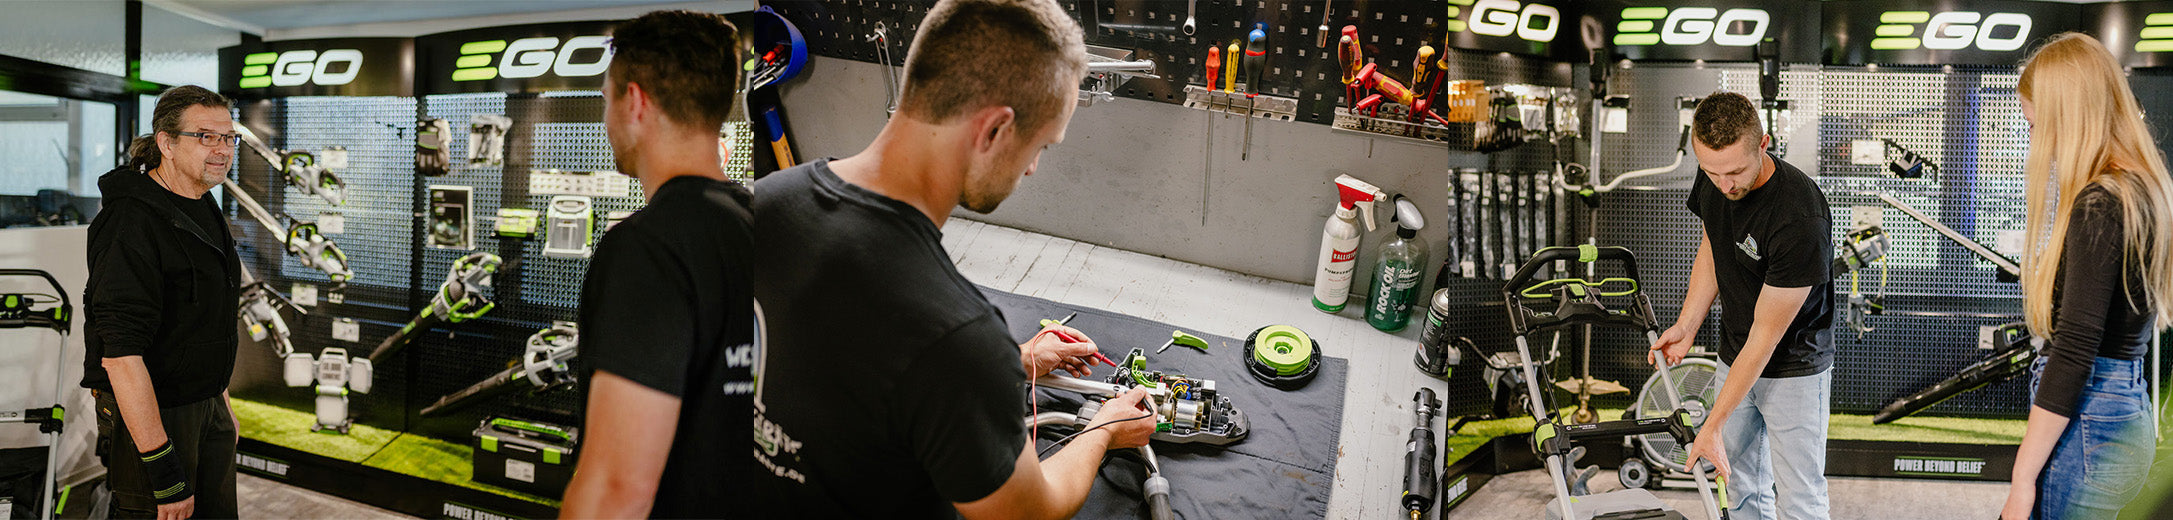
xmin=2137 ymin=13 xmax=2173 ymax=53
xmin=1613 ymin=7 xmax=1769 ymax=47
xmin=1447 ymin=0 xmax=1560 ymax=43
xmin=452 ymin=36 xmax=611 ymax=82
xmin=239 ymin=50 xmax=363 ymax=89
xmin=1871 ymin=11 xmax=2032 ymax=52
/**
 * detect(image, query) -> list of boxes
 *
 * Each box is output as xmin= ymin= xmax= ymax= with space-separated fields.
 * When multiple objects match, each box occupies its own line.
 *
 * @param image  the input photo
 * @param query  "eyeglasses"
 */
xmin=173 ymin=131 xmax=242 ymax=147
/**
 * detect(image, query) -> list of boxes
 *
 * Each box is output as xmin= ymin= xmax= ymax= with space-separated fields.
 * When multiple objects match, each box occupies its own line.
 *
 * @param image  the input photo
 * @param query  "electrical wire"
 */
xmin=1037 ymin=412 xmax=1154 ymax=457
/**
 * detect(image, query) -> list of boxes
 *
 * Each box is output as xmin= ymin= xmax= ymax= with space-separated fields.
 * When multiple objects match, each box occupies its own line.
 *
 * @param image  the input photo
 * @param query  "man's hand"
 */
xmin=1684 ymin=432 xmax=1732 ymax=482
xmin=1021 ymin=325 xmax=1100 ymax=379
xmin=1086 ymin=388 xmax=1156 ymax=450
xmin=1649 ymin=322 xmax=1696 ymax=366
xmin=159 ymin=496 xmax=194 ymax=520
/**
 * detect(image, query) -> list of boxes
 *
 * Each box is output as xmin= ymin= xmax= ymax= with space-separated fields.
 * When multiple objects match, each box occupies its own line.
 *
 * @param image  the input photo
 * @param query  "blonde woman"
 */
xmin=2002 ymin=32 xmax=2173 ymax=520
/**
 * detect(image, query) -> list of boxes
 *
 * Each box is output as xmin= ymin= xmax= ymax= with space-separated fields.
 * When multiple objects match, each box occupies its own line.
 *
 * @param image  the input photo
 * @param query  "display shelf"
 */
xmin=234 ymin=397 xmax=558 ymax=519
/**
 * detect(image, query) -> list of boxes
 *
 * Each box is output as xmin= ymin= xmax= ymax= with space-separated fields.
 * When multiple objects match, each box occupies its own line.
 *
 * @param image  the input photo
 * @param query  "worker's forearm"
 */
xmin=1703 ymin=286 xmax=1809 ymax=429
xmin=101 ymin=357 xmax=170 ymax=449
xmin=1035 ymin=429 xmax=1113 ymax=519
xmin=559 ymin=469 xmax=657 ymax=519
xmin=1678 ymin=240 xmax=1719 ymax=327
xmin=1703 ymin=335 xmax=1776 ymax=429
xmin=2007 ymin=406 xmax=2070 ymax=488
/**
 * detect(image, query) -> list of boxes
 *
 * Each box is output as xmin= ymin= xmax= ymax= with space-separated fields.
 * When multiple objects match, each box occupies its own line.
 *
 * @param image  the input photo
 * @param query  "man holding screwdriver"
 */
xmin=747 ymin=0 xmax=1156 ymax=518
xmin=1651 ymin=91 xmax=1835 ymax=520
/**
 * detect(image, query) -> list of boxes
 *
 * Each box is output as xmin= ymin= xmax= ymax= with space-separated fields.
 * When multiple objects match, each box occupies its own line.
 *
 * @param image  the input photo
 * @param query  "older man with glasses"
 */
xmin=83 ymin=84 xmax=244 ymax=520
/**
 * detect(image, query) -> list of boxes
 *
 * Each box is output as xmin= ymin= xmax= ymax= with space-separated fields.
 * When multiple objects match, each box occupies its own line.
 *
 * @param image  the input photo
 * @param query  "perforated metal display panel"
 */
xmin=228 ymin=91 xmax=755 ymax=441
xmin=1809 ymin=67 xmax=2031 ymax=417
xmin=1582 ymin=64 xmax=2036 ymax=418
xmin=227 ymin=96 xmax=421 ymax=433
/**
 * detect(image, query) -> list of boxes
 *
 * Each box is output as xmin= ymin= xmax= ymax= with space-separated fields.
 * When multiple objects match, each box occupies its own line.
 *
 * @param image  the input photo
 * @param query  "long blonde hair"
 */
xmin=2018 ymin=32 xmax=2173 ymax=337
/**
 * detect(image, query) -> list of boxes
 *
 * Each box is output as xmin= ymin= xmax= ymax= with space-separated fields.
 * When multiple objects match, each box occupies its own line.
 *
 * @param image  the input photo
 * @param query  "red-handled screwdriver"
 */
xmin=1206 ymin=46 xmax=1221 ymax=91
xmin=1038 ymin=312 xmax=1117 ymax=367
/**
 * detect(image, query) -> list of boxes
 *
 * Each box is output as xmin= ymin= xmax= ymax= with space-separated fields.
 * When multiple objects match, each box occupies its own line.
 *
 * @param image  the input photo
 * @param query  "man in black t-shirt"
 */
xmin=559 ymin=11 xmax=754 ymax=519
xmin=1649 ymin=92 xmax=1835 ymax=520
xmin=748 ymin=0 xmax=1157 ymax=517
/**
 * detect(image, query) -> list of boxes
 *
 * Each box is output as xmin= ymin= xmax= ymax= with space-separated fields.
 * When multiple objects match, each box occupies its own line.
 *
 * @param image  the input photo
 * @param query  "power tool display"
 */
xmin=237 ymin=263 xmax=304 ymax=357
xmin=367 ymin=252 xmax=502 ymax=364
xmin=421 ymin=324 xmax=580 ymax=417
xmin=282 ymin=346 xmax=373 ymax=433
xmin=222 ymin=178 xmax=354 ymax=286
xmin=235 ymin=125 xmax=346 ymax=205
xmin=1873 ymin=322 xmax=2036 ymax=425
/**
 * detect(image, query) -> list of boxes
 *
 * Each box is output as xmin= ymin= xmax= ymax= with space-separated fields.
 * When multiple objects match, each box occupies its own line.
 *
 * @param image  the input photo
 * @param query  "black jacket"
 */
xmin=81 ymin=166 xmax=240 ymax=408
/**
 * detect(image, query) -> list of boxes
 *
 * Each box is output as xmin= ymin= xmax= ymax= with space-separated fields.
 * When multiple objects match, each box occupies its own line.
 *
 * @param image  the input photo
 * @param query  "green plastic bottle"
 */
xmin=1367 ymin=196 xmax=1427 ymax=332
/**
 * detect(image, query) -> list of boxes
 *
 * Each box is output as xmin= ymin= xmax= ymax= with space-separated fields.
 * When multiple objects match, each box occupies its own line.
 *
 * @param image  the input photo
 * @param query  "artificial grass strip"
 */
xmin=361 ymin=432 xmax=560 ymax=507
xmin=1438 ymin=407 xmax=2029 ymax=469
xmin=1441 ymin=407 xmax=1626 ymax=469
xmin=1829 ymin=413 xmax=2024 ymax=444
xmin=231 ymin=398 xmax=397 ymax=462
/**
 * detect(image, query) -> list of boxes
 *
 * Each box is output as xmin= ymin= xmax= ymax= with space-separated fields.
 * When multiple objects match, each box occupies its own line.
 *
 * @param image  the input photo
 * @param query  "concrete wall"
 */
xmin=775 ymin=56 xmax=1554 ymax=288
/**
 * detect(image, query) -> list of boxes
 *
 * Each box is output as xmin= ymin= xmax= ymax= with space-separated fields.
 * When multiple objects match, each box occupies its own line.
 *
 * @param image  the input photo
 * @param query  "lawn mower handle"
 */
xmin=1501 ymin=245 xmax=1642 ymax=298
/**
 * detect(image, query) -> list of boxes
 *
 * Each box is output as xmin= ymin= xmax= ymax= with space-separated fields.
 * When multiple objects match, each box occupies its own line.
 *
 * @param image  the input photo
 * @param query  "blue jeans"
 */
xmin=1712 ymin=363 xmax=1832 ymax=520
xmin=2029 ymin=355 xmax=2156 ymax=520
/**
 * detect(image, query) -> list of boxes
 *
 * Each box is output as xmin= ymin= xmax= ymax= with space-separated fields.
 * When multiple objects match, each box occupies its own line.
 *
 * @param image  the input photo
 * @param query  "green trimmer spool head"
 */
xmin=1245 ymin=324 xmax=1321 ymax=390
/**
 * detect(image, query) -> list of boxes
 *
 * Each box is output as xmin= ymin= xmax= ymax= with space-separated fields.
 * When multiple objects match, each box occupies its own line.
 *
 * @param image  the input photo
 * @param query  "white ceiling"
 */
xmin=165 ymin=0 xmax=705 ymax=31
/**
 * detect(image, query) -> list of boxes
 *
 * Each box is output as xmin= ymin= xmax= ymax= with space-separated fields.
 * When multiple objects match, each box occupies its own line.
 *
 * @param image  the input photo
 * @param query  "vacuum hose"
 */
xmin=1141 ymin=444 xmax=1175 ymax=520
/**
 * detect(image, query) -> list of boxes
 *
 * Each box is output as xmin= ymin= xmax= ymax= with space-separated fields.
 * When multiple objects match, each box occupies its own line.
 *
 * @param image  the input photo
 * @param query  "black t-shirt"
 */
xmin=168 ymin=190 xmax=226 ymax=245
xmin=577 ymin=175 xmax=757 ymax=518
xmin=2034 ymin=185 xmax=2155 ymax=418
xmin=748 ymin=159 xmax=1028 ymax=517
xmin=1687 ymin=154 xmax=1836 ymax=378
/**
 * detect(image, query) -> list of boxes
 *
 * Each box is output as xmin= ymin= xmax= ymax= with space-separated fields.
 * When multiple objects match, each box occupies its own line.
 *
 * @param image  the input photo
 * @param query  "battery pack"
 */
xmin=470 ymin=416 xmax=580 ymax=497
xmin=542 ymin=196 xmax=593 ymax=258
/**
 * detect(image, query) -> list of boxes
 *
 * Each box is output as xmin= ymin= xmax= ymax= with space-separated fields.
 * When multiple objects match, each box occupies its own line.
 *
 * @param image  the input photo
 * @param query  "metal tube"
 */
xmin=1029 ymin=412 xmax=1080 ymax=429
xmin=1035 ymin=375 xmax=1127 ymax=397
xmin=1086 ymin=60 xmax=1158 ymax=74
xmin=222 ymin=180 xmax=284 ymax=235
xmin=1871 ymin=192 xmax=2023 ymax=276
xmin=1514 ymin=334 xmax=1574 ymax=520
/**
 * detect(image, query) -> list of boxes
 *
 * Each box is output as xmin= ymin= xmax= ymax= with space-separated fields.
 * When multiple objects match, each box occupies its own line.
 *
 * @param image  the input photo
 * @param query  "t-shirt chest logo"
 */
xmin=1737 ymin=235 xmax=1762 ymax=261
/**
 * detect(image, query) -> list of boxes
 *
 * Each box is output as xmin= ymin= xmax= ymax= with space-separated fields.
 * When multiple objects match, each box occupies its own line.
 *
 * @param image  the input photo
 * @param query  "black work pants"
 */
xmin=94 ymin=390 xmax=238 ymax=519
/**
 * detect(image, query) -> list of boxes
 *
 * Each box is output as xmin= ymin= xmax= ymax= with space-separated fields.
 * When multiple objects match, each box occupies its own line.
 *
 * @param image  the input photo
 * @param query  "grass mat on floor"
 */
xmin=1829 ymin=413 xmax=2024 ymax=444
xmin=231 ymin=398 xmax=396 ymax=462
xmin=1441 ymin=407 xmax=1625 ymax=470
xmin=361 ymin=432 xmax=560 ymax=507
xmin=1439 ymin=408 xmax=2028 ymax=470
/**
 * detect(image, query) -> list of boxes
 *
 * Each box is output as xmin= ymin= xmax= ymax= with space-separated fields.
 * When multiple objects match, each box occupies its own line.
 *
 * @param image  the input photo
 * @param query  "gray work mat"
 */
xmin=980 ymin=287 xmax=1345 ymax=520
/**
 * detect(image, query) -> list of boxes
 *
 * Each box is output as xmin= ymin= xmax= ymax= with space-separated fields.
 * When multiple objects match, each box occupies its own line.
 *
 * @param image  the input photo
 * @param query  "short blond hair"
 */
xmin=898 ymin=0 xmax=1085 ymax=133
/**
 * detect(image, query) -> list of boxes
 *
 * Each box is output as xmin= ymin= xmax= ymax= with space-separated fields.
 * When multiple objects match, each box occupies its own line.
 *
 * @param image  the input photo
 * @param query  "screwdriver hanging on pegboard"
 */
xmin=1242 ymin=23 xmax=1266 ymax=160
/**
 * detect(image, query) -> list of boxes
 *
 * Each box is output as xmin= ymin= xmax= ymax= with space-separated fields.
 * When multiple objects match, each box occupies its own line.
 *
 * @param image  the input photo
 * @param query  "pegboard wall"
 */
xmin=228 ymin=91 xmax=756 ymax=442
xmin=764 ymin=0 xmax=1573 ymax=126
xmin=1570 ymin=63 xmax=2113 ymax=420
xmin=228 ymin=96 xmax=423 ymax=434
xmin=1809 ymin=66 xmax=2034 ymax=418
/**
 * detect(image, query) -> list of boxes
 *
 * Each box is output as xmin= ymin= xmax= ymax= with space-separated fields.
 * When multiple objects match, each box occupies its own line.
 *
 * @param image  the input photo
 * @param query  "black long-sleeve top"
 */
xmin=2036 ymin=185 xmax=2156 ymax=418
